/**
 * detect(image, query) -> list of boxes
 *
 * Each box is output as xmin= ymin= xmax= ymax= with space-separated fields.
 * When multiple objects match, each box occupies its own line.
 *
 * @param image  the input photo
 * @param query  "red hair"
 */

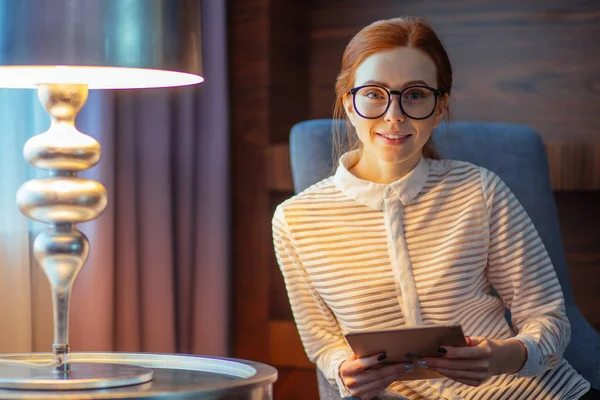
xmin=333 ymin=16 xmax=452 ymax=162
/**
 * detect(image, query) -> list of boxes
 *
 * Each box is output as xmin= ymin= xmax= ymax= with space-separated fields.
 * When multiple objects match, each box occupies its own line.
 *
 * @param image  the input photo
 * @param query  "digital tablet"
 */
xmin=344 ymin=324 xmax=467 ymax=381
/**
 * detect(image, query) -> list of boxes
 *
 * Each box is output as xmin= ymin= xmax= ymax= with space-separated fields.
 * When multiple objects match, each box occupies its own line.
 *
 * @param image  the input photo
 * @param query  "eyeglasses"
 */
xmin=348 ymin=84 xmax=444 ymax=120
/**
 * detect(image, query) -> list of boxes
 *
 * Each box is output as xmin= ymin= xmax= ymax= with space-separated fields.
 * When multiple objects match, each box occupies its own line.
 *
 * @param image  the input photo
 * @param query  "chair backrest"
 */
xmin=289 ymin=119 xmax=599 ymax=397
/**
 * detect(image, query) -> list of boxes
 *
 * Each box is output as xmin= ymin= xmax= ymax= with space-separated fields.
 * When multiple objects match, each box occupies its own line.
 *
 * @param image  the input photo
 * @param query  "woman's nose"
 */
xmin=384 ymin=96 xmax=405 ymax=122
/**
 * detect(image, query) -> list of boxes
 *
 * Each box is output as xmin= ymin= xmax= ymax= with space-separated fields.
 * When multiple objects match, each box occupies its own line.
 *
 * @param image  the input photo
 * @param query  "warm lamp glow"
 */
xmin=0 ymin=66 xmax=204 ymax=89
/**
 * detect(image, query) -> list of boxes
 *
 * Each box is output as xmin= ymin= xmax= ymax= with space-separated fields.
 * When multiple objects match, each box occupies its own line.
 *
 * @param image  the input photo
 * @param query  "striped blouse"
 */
xmin=272 ymin=151 xmax=590 ymax=400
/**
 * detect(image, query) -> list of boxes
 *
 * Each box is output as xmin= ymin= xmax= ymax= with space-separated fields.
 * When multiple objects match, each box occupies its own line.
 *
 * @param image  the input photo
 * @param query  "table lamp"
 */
xmin=0 ymin=0 xmax=203 ymax=390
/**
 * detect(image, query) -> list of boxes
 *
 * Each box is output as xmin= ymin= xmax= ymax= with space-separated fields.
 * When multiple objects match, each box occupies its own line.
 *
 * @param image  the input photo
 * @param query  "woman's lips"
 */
xmin=376 ymin=132 xmax=413 ymax=144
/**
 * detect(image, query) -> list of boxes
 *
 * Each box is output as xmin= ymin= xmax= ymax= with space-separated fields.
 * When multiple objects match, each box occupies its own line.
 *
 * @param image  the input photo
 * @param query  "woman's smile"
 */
xmin=375 ymin=131 xmax=413 ymax=145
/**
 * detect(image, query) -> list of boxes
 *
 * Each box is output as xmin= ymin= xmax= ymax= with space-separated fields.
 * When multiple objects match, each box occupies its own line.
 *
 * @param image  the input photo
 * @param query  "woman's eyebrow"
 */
xmin=360 ymin=79 xmax=428 ymax=88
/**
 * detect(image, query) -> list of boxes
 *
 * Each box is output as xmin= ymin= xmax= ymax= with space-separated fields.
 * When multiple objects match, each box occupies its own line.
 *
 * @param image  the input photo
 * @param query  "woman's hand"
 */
xmin=420 ymin=336 xmax=527 ymax=387
xmin=339 ymin=353 xmax=414 ymax=400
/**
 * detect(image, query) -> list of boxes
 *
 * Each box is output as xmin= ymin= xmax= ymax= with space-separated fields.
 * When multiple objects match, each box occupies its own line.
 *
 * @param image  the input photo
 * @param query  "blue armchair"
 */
xmin=289 ymin=119 xmax=600 ymax=399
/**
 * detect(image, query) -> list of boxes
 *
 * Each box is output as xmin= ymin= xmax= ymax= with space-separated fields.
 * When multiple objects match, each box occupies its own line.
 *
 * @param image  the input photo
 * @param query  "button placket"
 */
xmin=382 ymin=192 xmax=423 ymax=327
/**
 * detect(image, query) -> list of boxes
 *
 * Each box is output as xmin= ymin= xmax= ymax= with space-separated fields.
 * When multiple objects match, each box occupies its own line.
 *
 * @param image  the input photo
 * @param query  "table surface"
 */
xmin=0 ymin=352 xmax=278 ymax=399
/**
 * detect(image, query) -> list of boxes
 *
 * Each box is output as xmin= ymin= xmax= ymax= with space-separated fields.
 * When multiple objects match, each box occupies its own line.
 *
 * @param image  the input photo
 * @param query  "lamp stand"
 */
xmin=0 ymin=83 xmax=153 ymax=390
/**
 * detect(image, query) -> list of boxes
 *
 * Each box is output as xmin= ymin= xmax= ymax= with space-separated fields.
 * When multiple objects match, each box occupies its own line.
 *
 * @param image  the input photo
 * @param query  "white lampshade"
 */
xmin=0 ymin=0 xmax=204 ymax=89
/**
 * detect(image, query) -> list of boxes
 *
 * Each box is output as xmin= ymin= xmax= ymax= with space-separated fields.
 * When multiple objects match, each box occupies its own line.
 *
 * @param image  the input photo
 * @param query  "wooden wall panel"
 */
xmin=310 ymin=0 xmax=600 ymax=190
xmin=546 ymin=142 xmax=600 ymax=190
xmin=230 ymin=0 xmax=272 ymax=364
xmin=269 ymin=321 xmax=313 ymax=368
xmin=274 ymin=367 xmax=320 ymax=400
xmin=270 ymin=1 xmax=310 ymax=144
xmin=230 ymin=1 xmax=312 ymax=397
xmin=265 ymin=145 xmax=295 ymax=192
xmin=555 ymin=192 xmax=600 ymax=331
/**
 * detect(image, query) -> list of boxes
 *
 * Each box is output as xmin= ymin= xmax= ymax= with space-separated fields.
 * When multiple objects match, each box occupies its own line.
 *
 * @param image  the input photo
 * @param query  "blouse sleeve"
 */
xmin=481 ymin=168 xmax=570 ymax=377
xmin=272 ymin=205 xmax=354 ymax=397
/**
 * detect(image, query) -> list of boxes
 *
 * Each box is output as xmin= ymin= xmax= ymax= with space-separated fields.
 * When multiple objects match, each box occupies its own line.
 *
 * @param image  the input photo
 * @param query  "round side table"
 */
xmin=0 ymin=352 xmax=278 ymax=399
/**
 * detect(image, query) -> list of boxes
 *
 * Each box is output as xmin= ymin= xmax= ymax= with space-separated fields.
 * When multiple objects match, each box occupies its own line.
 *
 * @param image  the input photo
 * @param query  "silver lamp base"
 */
xmin=0 ymin=362 xmax=153 ymax=390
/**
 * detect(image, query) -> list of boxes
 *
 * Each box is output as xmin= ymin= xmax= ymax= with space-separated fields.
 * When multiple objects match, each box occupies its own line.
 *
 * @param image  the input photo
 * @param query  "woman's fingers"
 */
xmin=423 ymin=357 xmax=489 ymax=372
xmin=345 ymin=362 xmax=409 ymax=387
xmin=353 ymin=372 xmax=399 ymax=399
xmin=467 ymin=336 xmax=486 ymax=346
xmin=346 ymin=363 xmax=414 ymax=399
xmin=424 ymin=336 xmax=507 ymax=387
xmin=341 ymin=353 xmax=386 ymax=376
xmin=438 ymin=342 xmax=491 ymax=359
xmin=340 ymin=353 xmax=417 ymax=397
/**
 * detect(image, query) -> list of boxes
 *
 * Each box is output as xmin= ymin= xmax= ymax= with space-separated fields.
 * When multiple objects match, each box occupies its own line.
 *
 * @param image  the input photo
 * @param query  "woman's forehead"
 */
xmin=354 ymin=47 xmax=437 ymax=89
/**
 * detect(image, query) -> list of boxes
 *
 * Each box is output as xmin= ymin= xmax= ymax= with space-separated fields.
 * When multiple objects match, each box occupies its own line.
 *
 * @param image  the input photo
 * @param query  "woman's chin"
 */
xmin=374 ymin=148 xmax=415 ymax=164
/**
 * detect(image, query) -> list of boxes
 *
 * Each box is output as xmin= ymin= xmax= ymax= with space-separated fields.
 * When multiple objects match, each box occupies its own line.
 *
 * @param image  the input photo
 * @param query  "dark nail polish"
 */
xmin=377 ymin=353 xmax=387 ymax=361
xmin=438 ymin=347 xmax=447 ymax=354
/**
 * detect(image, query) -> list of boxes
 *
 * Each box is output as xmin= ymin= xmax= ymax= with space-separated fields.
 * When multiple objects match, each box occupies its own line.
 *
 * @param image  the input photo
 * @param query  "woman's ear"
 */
xmin=433 ymin=93 xmax=448 ymax=128
xmin=343 ymin=93 xmax=356 ymax=126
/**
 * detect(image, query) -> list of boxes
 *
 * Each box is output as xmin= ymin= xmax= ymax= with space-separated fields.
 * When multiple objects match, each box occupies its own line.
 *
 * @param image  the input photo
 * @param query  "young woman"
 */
xmin=272 ymin=17 xmax=597 ymax=400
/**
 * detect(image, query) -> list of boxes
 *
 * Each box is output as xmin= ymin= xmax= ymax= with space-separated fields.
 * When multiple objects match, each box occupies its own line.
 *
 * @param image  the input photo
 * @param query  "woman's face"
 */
xmin=344 ymin=47 xmax=447 ymax=166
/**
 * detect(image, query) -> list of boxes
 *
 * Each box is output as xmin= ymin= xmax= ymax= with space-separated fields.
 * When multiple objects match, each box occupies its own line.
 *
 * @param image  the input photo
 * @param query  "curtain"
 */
xmin=0 ymin=0 xmax=229 ymax=356
xmin=0 ymin=90 xmax=44 ymax=353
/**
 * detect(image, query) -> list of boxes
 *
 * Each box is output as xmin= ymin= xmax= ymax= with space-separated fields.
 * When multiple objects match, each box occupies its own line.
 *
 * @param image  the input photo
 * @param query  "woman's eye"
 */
xmin=404 ymin=91 xmax=424 ymax=100
xmin=366 ymin=91 xmax=385 ymax=99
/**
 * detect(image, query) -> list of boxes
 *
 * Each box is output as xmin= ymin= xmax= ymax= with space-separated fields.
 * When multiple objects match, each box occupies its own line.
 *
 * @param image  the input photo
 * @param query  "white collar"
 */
xmin=333 ymin=150 xmax=429 ymax=210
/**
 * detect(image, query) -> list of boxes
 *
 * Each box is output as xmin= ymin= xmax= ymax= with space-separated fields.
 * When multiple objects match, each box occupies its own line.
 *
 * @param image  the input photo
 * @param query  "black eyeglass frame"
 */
xmin=348 ymin=84 xmax=444 ymax=120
